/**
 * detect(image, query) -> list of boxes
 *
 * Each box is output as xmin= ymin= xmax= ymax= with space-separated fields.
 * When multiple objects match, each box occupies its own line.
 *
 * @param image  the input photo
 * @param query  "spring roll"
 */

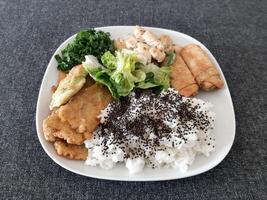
xmin=181 ymin=44 xmax=224 ymax=91
xmin=169 ymin=45 xmax=199 ymax=97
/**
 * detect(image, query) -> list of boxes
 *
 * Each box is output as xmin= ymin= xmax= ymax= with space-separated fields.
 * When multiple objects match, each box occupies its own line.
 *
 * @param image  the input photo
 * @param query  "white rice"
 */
xmin=84 ymin=89 xmax=215 ymax=174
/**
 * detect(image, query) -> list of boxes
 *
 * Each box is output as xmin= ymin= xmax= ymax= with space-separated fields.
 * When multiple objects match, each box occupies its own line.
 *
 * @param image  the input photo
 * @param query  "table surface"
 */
xmin=0 ymin=0 xmax=266 ymax=199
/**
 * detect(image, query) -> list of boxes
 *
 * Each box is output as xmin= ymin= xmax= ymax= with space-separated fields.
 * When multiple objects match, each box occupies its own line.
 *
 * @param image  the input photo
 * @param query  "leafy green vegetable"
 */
xmin=136 ymin=64 xmax=170 ymax=90
xmin=165 ymin=51 xmax=176 ymax=66
xmin=82 ymin=55 xmax=119 ymax=98
xmin=55 ymin=29 xmax=114 ymax=71
xmin=101 ymin=51 xmax=117 ymax=70
xmin=83 ymin=50 xmax=170 ymax=99
xmin=155 ymin=66 xmax=171 ymax=89
xmin=88 ymin=68 xmax=119 ymax=98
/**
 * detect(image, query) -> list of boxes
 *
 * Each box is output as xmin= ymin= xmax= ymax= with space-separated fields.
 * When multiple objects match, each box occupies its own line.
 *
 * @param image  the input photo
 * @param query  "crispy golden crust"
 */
xmin=170 ymin=46 xmax=199 ymax=97
xmin=170 ymin=44 xmax=182 ymax=54
xmin=179 ymin=84 xmax=199 ymax=97
xmin=43 ymin=83 xmax=112 ymax=145
xmin=50 ymin=65 xmax=88 ymax=110
xmin=43 ymin=110 xmax=85 ymax=145
xmin=43 ymin=115 xmax=57 ymax=142
xmin=181 ymin=44 xmax=224 ymax=90
xmin=83 ymin=76 xmax=95 ymax=88
xmin=51 ymin=71 xmax=67 ymax=93
xmin=54 ymin=140 xmax=88 ymax=160
xmin=58 ymin=83 xmax=113 ymax=136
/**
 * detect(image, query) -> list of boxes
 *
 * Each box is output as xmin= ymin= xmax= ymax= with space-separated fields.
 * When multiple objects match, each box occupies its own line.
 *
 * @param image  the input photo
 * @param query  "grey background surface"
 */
xmin=0 ymin=0 xmax=266 ymax=199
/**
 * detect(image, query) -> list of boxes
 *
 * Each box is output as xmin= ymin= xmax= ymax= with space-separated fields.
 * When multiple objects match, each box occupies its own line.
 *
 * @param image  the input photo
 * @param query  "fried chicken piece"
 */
xmin=43 ymin=113 xmax=57 ymax=142
xmin=83 ymin=76 xmax=95 ymax=87
xmin=43 ymin=110 xmax=85 ymax=145
xmin=58 ymin=83 xmax=113 ymax=136
xmin=43 ymin=81 xmax=112 ymax=145
xmin=54 ymin=140 xmax=88 ymax=160
xmin=51 ymin=71 xmax=67 ymax=93
xmin=50 ymin=65 xmax=88 ymax=110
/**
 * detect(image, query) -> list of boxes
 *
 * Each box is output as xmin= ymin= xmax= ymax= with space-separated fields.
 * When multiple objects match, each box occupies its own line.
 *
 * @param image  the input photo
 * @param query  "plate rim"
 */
xmin=36 ymin=26 xmax=236 ymax=181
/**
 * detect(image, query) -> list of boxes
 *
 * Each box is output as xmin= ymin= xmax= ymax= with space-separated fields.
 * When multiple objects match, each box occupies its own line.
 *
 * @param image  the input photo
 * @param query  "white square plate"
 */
xmin=36 ymin=26 xmax=236 ymax=181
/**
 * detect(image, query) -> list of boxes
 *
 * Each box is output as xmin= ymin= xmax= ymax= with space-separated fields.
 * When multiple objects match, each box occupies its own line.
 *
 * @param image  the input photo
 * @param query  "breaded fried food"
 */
xmin=43 ymin=82 xmax=112 ymax=146
xmin=181 ymin=44 xmax=224 ymax=91
xmin=50 ymin=64 xmax=88 ymax=110
xmin=170 ymin=44 xmax=182 ymax=54
xmin=161 ymin=45 xmax=198 ymax=97
xmin=58 ymin=83 xmax=113 ymax=135
xmin=54 ymin=140 xmax=88 ymax=160
xmin=51 ymin=71 xmax=67 ymax=93
xmin=171 ymin=56 xmax=199 ymax=97
xmin=170 ymin=45 xmax=199 ymax=97
xmin=43 ymin=110 xmax=85 ymax=145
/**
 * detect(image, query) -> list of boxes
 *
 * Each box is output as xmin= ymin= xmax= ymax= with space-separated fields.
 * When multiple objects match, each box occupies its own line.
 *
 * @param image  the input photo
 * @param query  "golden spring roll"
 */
xmin=181 ymin=44 xmax=224 ymax=91
xmin=169 ymin=45 xmax=199 ymax=97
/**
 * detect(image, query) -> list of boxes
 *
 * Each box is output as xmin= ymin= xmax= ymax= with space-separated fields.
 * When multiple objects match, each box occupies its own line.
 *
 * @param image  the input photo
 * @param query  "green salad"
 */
xmin=55 ymin=29 xmax=173 ymax=99
xmin=83 ymin=50 xmax=170 ymax=98
xmin=55 ymin=29 xmax=114 ymax=71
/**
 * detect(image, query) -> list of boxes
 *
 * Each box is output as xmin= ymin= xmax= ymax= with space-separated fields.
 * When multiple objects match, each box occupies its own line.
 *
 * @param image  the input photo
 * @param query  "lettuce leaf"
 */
xmin=137 ymin=64 xmax=170 ymax=90
xmin=155 ymin=66 xmax=171 ymax=89
xmin=101 ymin=51 xmax=117 ymax=70
xmin=83 ymin=50 xmax=170 ymax=98
xmin=165 ymin=51 xmax=176 ymax=66
xmin=85 ymin=67 xmax=119 ymax=99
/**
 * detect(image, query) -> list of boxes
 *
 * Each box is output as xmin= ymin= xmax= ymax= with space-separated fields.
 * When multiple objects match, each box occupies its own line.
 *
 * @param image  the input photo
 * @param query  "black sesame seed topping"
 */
xmin=91 ymin=89 xmax=215 ymax=163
